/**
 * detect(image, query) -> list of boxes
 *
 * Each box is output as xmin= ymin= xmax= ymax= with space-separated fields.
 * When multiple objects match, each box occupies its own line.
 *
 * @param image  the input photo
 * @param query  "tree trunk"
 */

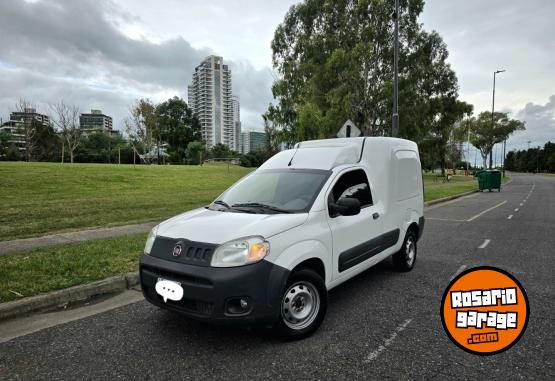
xmin=489 ymin=150 xmax=493 ymax=168
xmin=70 ymin=150 xmax=74 ymax=164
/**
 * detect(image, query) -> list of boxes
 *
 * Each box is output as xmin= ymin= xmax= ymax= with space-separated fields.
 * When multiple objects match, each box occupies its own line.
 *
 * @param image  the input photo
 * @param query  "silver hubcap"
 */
xmin=281 ymin=281 xmax=320 ymax=330
xmin=405 ymin=237 xmax=416 ymax=267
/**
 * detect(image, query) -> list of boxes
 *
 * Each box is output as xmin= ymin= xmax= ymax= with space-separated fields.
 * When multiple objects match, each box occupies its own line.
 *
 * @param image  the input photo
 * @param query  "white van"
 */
xmin=140 ymin=137 xmax=424 ymax=339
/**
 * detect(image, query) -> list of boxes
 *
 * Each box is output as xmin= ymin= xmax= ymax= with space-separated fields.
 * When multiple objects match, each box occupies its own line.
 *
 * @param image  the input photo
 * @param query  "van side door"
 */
xmin=326 ymin=168 xmax=385 ymax=281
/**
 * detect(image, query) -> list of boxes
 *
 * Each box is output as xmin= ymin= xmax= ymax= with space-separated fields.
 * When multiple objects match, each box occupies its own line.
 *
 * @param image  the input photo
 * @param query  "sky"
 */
xmin=0 ymin=0 xmax=553 ymax=161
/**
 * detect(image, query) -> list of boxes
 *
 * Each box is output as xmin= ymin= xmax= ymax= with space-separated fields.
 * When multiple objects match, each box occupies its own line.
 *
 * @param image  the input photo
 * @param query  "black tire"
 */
xmin=275 ymin=268 xmax=327 ymax=340
xmin=393 ymin=230 xmax=417 ymax=272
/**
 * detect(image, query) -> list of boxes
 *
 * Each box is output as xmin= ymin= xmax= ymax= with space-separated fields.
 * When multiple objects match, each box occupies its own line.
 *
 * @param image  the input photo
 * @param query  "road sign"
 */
xmin=337 ymin=120 xmax=361 ymax=138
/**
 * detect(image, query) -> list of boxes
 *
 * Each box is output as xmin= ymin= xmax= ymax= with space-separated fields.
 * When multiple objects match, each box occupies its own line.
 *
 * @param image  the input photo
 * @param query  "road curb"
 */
xmin=424 ymin=189 xmax=478 ymax=207
xmin=0 ymin=272 xmax=139 ymax=321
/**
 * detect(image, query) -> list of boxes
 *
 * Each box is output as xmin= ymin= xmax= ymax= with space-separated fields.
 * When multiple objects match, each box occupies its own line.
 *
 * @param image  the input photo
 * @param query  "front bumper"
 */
xmin=139 ymin=254 xmax=289 ymax=324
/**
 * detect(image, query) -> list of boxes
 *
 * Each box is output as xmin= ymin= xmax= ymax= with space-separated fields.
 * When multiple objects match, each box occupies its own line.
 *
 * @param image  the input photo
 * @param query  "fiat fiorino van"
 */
xmin=140 ymin=137 xmax=424 ymax=339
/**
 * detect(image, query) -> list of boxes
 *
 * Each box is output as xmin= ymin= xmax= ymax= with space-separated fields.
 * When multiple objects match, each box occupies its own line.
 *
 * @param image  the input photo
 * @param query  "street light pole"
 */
xmin=502 ymin=139 xmax=507 ymax=177
xmin=490 ymin=69 xmax=505 ymax=168
xmin=392 ymin=0 xmax=399 ymax=138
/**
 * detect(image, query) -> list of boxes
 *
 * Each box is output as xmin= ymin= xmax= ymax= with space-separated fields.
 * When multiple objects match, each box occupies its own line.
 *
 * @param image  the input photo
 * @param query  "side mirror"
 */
xmin=330 ymin=197 xmax=361 ymax=217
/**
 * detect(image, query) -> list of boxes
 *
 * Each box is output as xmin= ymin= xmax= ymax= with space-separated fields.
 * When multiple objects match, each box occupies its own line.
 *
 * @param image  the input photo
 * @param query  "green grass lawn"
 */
xmin=0 ymin=233 xmax=146 ymax=303
xmin=0 ymin=162 xmax=252 ymax=241
xmin=0 ymin=162 xmax=495 ymax=242
xmin=422 ymin=173 xmax=510 ymax=202
xmin=422 ymin=174 xmax=477 ymax=202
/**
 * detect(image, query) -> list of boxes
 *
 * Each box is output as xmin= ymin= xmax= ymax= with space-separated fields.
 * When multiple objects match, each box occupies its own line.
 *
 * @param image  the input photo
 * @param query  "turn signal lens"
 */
xmin=211 ymin=237 xmax=270 ymax=267
xmin=248 ymin=242 xmax=270 ymax=262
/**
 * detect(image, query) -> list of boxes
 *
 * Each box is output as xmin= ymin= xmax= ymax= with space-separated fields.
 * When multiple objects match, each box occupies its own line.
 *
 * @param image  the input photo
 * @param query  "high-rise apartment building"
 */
xmin=240 ymin=131 xmax=267 ymax=154
xmin=1 ymin=108 xmax=51 ymax=155
xmin=10 ymin=108 xmax=50 ymax=126
xmin=232 ymin=96 xmax=241 ymax=152
xmin=188 ymin=55 xmax=235 ymax=149
xmin=80 ymin=109 xmax=113 ymax=131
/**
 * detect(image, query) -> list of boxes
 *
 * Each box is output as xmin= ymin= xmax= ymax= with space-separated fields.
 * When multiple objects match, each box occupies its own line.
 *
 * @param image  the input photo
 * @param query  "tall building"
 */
xmin=1 ymin=108 xmax=51 ymax=155
xmin=232 ymin=96 xmax=241 ymax=152
xmin=79 ymin=109 xmax=113 ymax=133
xmin=188 ymin=55 xmax=235 ymax=149
xmin=10 ymin=108 xmax=50 ymax=126
xmin=240 ymin=131 xmax=267 ymax=154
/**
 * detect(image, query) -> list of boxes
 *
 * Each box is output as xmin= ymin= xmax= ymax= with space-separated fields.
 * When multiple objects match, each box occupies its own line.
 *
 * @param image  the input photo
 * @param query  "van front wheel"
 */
xmin=276 ymin=268 xmax=327 ymax=340
xmin=393 ymin=230 xmax=417 ymax=272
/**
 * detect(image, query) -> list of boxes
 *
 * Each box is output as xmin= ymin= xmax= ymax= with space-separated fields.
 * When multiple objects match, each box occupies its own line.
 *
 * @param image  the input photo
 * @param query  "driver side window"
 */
xmin=331 ymin=169 xmax=373 ymax=207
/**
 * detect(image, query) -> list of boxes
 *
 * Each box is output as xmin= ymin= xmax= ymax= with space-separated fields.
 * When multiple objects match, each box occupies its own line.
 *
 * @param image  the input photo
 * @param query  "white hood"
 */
xmin=156 ymin=208 xmax=308 ymax=244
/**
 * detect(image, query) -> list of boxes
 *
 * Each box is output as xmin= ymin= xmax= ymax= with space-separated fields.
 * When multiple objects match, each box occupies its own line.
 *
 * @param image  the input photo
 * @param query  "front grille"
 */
xmin=142 ymin=267 xmax=212 ymax=288
xmin=149 ymin=236 xmax=217 ymax=267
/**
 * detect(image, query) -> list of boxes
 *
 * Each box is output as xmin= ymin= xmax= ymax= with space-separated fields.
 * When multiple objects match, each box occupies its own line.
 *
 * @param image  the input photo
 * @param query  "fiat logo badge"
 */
xmin=172 ymin=243 xmax=182 ymax=257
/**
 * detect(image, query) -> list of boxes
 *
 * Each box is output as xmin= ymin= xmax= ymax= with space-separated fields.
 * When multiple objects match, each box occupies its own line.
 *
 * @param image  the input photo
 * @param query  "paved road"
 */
xmin=1 ymin=174 xmax=553 ymax=380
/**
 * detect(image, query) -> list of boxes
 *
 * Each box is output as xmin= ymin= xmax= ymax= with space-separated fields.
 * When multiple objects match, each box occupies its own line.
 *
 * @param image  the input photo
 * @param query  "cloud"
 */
xmin=0 ymin=0 xmax=274 ymax=130
xmin=511 ymin=95 xmax=555 ymax=150
xmin=421 ymin=0 xmax=555 ymax=115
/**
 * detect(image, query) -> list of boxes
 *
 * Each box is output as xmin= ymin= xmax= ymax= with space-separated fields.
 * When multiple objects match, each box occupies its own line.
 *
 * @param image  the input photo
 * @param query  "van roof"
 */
xmin=259 ymin=137 xmax=417 ymax=171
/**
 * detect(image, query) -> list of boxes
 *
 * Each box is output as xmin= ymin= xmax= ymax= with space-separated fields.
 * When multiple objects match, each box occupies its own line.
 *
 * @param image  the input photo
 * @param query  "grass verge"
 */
xmin=0 ymin=233 xmax=145 ymax=303
xmin=0 ymin=162 xmax=252 ymax=241
xmin=423 ymin=174 xmax=476 ymax=202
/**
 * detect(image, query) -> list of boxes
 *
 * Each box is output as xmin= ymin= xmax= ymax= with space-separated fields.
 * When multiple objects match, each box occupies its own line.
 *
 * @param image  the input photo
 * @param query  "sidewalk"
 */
xmin=0 ymin=222 xmax=157 ymax=256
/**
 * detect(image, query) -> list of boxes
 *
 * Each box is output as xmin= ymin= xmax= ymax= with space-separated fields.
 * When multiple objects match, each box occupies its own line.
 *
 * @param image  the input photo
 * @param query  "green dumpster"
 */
xmin=477 ymin=171 xmax=487 ymax=191
xmin=477 ymin=170 xmax=501 ymax=192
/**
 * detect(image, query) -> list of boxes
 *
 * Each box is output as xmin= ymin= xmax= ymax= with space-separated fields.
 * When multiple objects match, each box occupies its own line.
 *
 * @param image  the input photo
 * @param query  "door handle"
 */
xmin=372 ymin=212 xmax=380 ymax=220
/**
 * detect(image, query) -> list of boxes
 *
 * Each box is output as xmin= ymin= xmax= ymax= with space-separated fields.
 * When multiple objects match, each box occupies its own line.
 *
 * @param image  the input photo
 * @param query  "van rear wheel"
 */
xmin=393 ymin=230 xmax=417 ymax=272
xmin=276 ymin=268 xmax=327 ymax=340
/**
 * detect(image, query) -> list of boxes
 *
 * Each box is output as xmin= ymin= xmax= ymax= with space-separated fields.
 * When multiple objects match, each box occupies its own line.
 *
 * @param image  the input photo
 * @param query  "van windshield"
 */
xmin=210 ymin=169 xmax=331 ymax=214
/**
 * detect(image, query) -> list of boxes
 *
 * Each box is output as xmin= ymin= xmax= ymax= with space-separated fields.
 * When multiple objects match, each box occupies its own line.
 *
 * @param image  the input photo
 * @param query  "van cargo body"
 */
xmin=140 ymin=137 xmax=424 ymax=339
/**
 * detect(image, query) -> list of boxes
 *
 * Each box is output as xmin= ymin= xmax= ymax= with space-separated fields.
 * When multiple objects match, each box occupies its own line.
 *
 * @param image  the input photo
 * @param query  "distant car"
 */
xmin=140 ymin=137 xmax=424 ymax=339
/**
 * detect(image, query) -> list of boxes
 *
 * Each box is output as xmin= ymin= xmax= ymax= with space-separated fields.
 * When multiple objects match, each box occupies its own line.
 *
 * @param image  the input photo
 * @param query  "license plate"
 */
xmin=155 ymin=278 xmax=184 ymax=303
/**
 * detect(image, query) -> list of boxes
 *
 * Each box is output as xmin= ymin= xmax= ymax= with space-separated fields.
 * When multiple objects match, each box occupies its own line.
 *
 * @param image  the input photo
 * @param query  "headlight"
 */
xmin=211 ymin=237 xmax=270 ymax=267
xmin=144 ymin=226 xmax=158 ymax=255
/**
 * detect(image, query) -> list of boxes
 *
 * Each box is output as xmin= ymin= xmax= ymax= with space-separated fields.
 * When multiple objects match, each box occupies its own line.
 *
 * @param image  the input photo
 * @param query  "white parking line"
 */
xmin=508 ymin=215 xmax=513 ymax=219
xmin=364 ymin=318 xmax=412 ymax=362
xmin=515 ymin=208 xmax=519 ymax=212
xmin=466 ymin=200 xmax=507 ymax=222
xmin=478 ymin=239 xmax=491 ymax=249
xmin=449 ymin=264 xmax=468 ymax=280
xmin=520 ymin=203 xmax=524 ymax=206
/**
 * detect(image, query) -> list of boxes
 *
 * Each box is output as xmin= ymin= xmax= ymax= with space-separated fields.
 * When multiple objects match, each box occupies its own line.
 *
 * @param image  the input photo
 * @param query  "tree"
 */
xmin=265 ymin=0 xmax=465 ymax=150
xmin=428 ymin=98 xmax=473 ymax=174
xmin=33 ymin=121 xmax=61 ymax=161
xmin=0 ymin=131 xmax=10 ymax=159
xmin=124 ymin=99 xmax=157 ymax=164
xmin=14 ymin=98 xmax=38 ymax=162
xmin=156 ymin=97 xmax=201 ymax=164
xmin=460 ymin=112 xmax=525 ymax=169
xmin=185 ymin=141 xmax=204 ymax=165
xmin=209 ymin=143 xmax=234 ymax=159
xmin=74 ymin=132 xmax=134 ymax=164
xmin=50 ymin=101 xmax=82 ymax=163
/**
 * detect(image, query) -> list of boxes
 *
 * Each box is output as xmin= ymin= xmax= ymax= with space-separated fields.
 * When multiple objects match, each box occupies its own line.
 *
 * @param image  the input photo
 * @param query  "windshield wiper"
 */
xmin=212 ymin=200 xmax=230 ymax=209
xmin=231 ymin=202 xmax=292 ymax=214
